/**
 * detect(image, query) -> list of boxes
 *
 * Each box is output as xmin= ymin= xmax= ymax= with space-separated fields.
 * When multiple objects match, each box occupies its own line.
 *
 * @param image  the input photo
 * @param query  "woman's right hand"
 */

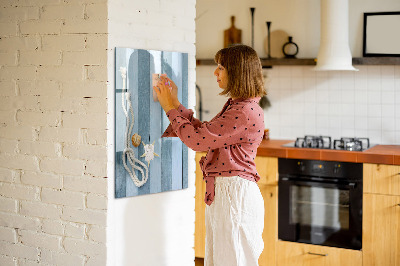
xmin=160 ymin=75 xmax=180 ymax=108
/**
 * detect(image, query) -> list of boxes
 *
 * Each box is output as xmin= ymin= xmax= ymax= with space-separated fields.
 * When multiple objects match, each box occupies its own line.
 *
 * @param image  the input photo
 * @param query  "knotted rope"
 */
xmin=120 ymin=67 xmax=149 ymax=187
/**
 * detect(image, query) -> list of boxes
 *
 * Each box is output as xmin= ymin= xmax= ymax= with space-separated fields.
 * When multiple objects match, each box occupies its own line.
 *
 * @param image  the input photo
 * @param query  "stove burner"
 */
xmin=333 ymin=137 xmax=370 ymax=151
xmin=286 ymin=136 xmax=372 ymax=151
xmin=295 ymin=135 xmax=332 ymax=149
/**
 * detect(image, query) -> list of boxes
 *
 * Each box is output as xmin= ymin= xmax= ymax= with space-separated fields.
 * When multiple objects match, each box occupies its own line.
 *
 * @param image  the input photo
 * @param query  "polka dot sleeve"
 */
xmin=161 ymin=103 xmax=202 ymax=138
xmin=165 ymin=106 xmax=249 ymax=152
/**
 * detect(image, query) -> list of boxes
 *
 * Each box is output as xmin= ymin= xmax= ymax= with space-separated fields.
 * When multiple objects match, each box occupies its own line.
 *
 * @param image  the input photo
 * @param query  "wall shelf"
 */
xmin=196 ymin=57 xmax=400 ymax=67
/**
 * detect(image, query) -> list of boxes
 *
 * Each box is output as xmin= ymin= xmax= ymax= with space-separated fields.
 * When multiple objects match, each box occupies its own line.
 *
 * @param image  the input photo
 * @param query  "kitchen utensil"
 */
xmin=224 ymin=16 xmax=242 ymax=48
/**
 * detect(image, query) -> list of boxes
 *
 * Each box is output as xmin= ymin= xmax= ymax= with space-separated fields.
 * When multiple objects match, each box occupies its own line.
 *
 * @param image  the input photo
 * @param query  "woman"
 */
xmin=153 ymin=44 xmax=266 ymax=266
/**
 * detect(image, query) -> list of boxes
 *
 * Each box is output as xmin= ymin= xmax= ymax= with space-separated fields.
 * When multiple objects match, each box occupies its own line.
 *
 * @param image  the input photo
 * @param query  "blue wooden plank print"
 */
xmin=171 ymin=52 xmax=183 ymax=191
xmin=149 ymin=50 xmax=162 ymax=194
xmin=181 ymin=53 xmax=189 ymax=189
xmin=115 ymin=47 xmax=189 ymax=198
xmin=125 ymin=49 xmax=139 ymax=197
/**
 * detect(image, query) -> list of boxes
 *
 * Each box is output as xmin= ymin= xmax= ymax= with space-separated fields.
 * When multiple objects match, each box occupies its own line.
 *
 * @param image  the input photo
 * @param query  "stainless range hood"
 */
xmin=314 ymin=0 xmax=358 ymax=71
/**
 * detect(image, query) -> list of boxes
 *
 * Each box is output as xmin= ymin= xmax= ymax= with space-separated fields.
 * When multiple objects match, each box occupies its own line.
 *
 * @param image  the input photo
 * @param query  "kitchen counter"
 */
xmin=256 ymin=139 xmax=400 ymax=165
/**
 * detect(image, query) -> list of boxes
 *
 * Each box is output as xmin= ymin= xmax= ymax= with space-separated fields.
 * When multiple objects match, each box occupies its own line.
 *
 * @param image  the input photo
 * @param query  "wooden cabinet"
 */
xmin=258 ymin=184 xmax=278 ymax=266
xmin=255 ymin=156 xmax=278 ymax=186
xmin=195 ymin=152 xmax=207 ymax=258
xmin=363 ymin=193 xmax=400 ymax=266
xmin=363 ymin=163 xmax=400 ymax=266
xmin=364 ymin=163 xmax=400 ymax=196
xmin=276 ymin=241 xmax=362 ymax=266
xmin=256 ymin=156 xmax=278 ymax=266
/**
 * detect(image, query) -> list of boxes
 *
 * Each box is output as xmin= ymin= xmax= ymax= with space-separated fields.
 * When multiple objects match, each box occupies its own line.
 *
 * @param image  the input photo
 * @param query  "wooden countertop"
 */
xmin=256 ymin=139 xmax=400 ymax=165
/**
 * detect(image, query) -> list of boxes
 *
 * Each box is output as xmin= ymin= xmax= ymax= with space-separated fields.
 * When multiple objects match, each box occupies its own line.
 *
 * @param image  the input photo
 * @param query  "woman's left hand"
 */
xmin=153 ymin=79 xmax=175 ymax=114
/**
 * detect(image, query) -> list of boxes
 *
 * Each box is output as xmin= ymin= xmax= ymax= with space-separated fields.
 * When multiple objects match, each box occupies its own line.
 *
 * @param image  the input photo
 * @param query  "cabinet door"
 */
xmin=364 ymin=164 xmax=400 ymax=196
xmin=259 ymin=185 xmax=278 ymax=266
xmin=255 ymin=156 xmax=278 ymax=186
xmin=363 ymin=193 xmax=400 ymax=266
xmin=195 ymin=152 xmax=207 ymax=258
xmin=277 ymin=241 xmax=362 ymax=266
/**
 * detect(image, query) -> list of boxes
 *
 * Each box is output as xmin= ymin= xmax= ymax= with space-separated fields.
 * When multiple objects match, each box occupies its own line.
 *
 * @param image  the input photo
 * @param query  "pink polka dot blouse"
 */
xmin=161 ymin=97 xmax=265 ymax=205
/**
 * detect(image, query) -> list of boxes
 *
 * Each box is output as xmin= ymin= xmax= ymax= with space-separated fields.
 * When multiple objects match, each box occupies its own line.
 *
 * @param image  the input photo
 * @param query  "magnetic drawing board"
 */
xmin=115 ymin=47 xmax=188 ymax=198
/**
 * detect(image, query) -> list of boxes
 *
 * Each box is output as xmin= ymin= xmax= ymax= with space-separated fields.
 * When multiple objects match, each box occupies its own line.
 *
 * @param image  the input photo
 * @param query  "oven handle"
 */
xmin=280 ymin=177 xmax=357 ymax=189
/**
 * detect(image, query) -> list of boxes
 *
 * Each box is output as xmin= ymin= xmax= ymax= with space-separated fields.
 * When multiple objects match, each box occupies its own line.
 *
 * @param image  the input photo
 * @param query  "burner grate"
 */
xmin=333 ymin=137 xmax=370 ymax=151
xmin=295 ymin=135 xmax=332 ymax=149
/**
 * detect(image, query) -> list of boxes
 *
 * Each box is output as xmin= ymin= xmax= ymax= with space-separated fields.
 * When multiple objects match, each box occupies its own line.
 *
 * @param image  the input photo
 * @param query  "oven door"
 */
xmin=278 ymin=176 xmax=362 ymax=250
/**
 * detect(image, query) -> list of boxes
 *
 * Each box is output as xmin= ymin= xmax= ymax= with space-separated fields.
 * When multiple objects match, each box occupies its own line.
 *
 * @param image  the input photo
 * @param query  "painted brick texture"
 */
xmin=0 ymin=0 xmax=108 ymax=265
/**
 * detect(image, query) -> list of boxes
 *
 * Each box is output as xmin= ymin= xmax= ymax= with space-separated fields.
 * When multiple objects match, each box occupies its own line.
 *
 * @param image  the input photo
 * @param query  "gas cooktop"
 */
xmin=282 ymin=135 xmax=375 ymax=151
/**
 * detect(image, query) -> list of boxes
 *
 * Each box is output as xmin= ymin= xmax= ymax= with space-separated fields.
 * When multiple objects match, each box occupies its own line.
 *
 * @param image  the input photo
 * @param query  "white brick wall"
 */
xmin=0 ymin=0 xmax=108 ymax=265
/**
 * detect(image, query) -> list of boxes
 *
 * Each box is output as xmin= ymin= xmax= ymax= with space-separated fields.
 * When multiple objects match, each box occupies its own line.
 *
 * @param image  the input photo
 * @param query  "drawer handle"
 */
xmin=307 ymin=252 xmax=328 ymax=256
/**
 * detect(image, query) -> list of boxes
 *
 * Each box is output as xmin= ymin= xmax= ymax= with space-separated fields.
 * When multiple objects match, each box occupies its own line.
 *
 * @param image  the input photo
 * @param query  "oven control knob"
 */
xmin=297 ymin=161 xmax=305 ymax=171
xmin=334 ymin=164 xmax=341 ymax=174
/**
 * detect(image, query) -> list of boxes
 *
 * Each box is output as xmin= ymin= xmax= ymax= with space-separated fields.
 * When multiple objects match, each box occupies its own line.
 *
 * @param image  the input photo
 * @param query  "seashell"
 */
xmin=131 ymin=133 xmax=141 ymax=147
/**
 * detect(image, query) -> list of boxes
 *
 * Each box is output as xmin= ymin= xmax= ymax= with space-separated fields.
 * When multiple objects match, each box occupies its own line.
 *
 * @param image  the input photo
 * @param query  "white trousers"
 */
xmin=205 ymin=176 xmax=265 ymax=266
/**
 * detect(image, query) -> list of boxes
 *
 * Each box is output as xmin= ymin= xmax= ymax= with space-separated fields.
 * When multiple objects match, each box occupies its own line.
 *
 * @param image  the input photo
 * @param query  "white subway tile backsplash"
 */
xmin=279 ymin=126 xmax=293 ymax=138
xmin=316 ymin=89 xmax=329 ymax=103
xmin=279 ymin=78 xmax=291 ymax=89
xmin=382 ymin=78 xmax=395 ymax=91
xmin=342 ymin=128 xmax=355 ymax=137
xmin=355 ymin=117 xmax=368 ymax=131
xmin=342 ymin=117 xmax=355 ymax=129
xmin=303 ymin=67 xmax=316 ymax=78
xmin=396 ymin=105 xmax=400 ymax=118
xmin=382 ymin=131 xmax=396 ymax=144
xmin=328 ymin=104 xmax=339 ymax=116
xmin=304 ymin=102 xmax=316 ymax=115
xmin=382 ymin=90 xmax=395 ymax=104
xmin=328 ymin=74 xmax=341 ymax=89
xmin=368 ymin=117 xmax=382 ymax=131
xmin=278 ymin=67 xmax=292 ymax=78
xmin=280 ymin=114 xmax=292 ymax=127
xmin=395 ymin=66 xmax=400 ymax=78
xmin=340 ymin=71 xmax=355 ymax=81
xmin=341 ymin=104 xmax=355 ymax=116
xmin=291 ymin=78 xmax=304 ymax=90
xmin=316 ymin=103 xmax=330 ymax=115
xmin=328 ymin=88 xmax=341 ymax=103
xmin=367 ymin=77 xmax=381 ymax=91
xmin=316 ymin=115 xmax=330 ymax=128
xmin=354 ymin=89 xmax=368 ymax=104
xmin=291 ymin=67 xmax=304 ymax=78
xmin=355 ymin=104 xmax=368 ymax=117
xmin=367 ymin=91 xmax=381 ymax=104
xmin=315 ymin=77 xmax=329 ymax=90
xmin=381 ymin=66 xmax=395 ymax=77
xmin=382 ymin=117 xmax=396 ymax=131
xmin=304 ymin=90 xmax=316 ymax=104
xmin=341 ymin=89 xmax=354 ymax=104
xmin=196 ymin=65 xmax=400 ymax=144
xmin=355 ymin=128 xmax=368 ymax=138
xmin=367 ymin=66 xmax=381 ymax=76
xmin=382 ymin=105 xmax=395 ymax=118
xmin=292 ymin=92 xmax=304 ymax=103
xmin=368 ymin=130 xmax=382 ymax=143
xmin=367 ymin=104 xmax=382 ymax=118
xmin=329 ymin=116 xmax=342 ymax=129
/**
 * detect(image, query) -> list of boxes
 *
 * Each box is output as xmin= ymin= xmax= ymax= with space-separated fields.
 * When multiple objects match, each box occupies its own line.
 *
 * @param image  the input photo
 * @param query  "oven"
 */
xmin=278 ymin=158 xmax=363 ymax=250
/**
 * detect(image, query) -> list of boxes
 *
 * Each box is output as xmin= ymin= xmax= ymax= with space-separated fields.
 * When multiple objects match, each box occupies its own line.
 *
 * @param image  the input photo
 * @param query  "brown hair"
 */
xmin=214 ymin=44 xmax=266 ymax=99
